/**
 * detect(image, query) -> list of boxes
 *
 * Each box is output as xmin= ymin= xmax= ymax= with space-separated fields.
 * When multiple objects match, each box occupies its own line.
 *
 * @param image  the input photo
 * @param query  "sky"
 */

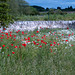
xmin=25 ymin=0 xmax=75 ymax=9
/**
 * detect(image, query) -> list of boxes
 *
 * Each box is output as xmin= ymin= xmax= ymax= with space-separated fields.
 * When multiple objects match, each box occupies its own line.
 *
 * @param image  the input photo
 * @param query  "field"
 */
xmin=15 ymin=13 xmax=75 ymax=21
xmin=0 ymin=27 xmax=75 ymax=75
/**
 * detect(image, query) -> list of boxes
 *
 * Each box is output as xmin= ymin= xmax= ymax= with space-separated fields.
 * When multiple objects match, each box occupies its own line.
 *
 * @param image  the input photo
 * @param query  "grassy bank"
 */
xmin=0 ymin=27 xmax=75 ymax=75
xmin=15 ymin=13 xmax=75 ymax=21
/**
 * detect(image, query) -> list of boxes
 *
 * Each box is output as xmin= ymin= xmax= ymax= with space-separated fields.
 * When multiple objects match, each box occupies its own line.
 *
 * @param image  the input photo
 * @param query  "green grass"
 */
xmin=0 ymin=28 xmax=75 ymax=75
xmin=15 ymin=13 xmax=75 ymax=21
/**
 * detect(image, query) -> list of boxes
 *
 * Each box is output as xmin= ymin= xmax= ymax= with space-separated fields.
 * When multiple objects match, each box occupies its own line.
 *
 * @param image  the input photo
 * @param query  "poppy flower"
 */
xmin=67 ymin=27 xmax=69 ymax=29
xmin=31 ymin=35 xmax=33 ymax=37
xmin=16 ymin=31 xmax=18 ymax=33
xmin=7 ymin=47 xmax=9 ymax=49
xmin=36 ymin=31 xmax=39 ymax=33
xmin=9 ymin=34 xmax=12 ymax=37
xmin=14 ymin=35 xmax=16 ymax=38
xmin=62 ymin=34 xmax=64 ymax=36
xmin=8 ymin=54 xmax=10 ymax=56
xmin=22 ymin=43 xmax=26 ymax=47
xmin=72 ymin=33 xmax=74 ymax=35
xmin=54 ymin=42 xmax=56 ymax=44
xmin=65 ymin=40 xmax=68 ymax=42
xmin=3 ymin=28 xmax=6 ymax=30
xmin=19 ymin=46 xmax=21 ymax=48
xmin=14 ymin=46 xmax=18 ymax=48
xmin=1 ymin=37 xmax=3 ymax=39
xmin=37 ymin=39 xmax=40 ymax=41
xmin=14 ymin=39 xmax=16 ymax=41
xmin=50 ymin=44 xmax=52 ymax=46
xmin=71 ymin=44 xmax=73 ymax=46
xmin=39 ymin=45 xmax=42 ymax=47
xmin=12 ymin=52 xmax=15 ymax=54
xmin=2 ymin=34 xmax=4 ymax=36
xmin=5 ymin=33 xmax=8 ymax=35
xmin=22 ymin=31 xmax=24 ymax=35
xmin=36 ymin=43 xmax=39 ymax=45
xmin=9 ymin=31 xmax=12 ymax=34
xmin=33 ymin=34 xmax=36 ymax=36
xmin=57 ymin=43 xmax=59 ymax=45
xmin=34 ymin=42 xmax=36 ymax=45
xmin=11 ymin=44 xmax=13 ymax=46
xmin=3 ymin=45 xmax=5 ymax=47
xmin=0 ymin=47 xmax=2 ymax=49
xmin=28 ymin=37 xmax=30 ymax=40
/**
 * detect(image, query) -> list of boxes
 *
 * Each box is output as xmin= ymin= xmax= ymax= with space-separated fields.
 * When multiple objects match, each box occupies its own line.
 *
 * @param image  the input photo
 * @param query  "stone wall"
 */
xmin=0 ymin=20 xmax=75 ymax=32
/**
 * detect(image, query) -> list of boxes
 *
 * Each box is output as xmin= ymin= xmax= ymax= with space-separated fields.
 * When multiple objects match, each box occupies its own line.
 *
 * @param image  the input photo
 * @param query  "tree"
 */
xmin=57 ymin=7 xmax=61 ymax=10
xmin=46 ymin=8 xmax=49 ymax=11
xmin=0 ymin=0 xmax=12 ymax=30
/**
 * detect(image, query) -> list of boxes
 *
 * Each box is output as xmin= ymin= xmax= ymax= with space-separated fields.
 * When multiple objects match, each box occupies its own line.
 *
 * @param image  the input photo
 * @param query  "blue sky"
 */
xmin=25 ymin=0 xmax=75 ymax=9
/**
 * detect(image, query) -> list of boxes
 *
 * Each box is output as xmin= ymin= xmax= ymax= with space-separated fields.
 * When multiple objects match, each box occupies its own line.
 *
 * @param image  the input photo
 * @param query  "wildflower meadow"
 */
xmin=0 ymin=27 xmax=75 ymax=75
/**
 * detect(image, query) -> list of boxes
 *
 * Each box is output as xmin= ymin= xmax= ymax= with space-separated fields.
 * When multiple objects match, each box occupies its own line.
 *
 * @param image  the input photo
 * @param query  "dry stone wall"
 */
xmin=0 ymin=21 xmax=75 ymax=32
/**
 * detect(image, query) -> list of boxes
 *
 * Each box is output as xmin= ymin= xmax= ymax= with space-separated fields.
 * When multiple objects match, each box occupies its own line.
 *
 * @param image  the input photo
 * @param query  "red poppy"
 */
xmin=31 ymin=35 xmax=33 ymax=37
xmin=36 ymin=43 xmax=39 ymax=45
xmin=71 ymin=44 xmax=73 ymax=46
xmin=2 ymin=34 xmax=4 ymax=36
xmin=3 ymin=45 xmax=5 ymax=47
xmin=3 ymin=28 xmax=6 ymax=30
xmin=19 ymin=46 xmax=21 ymax=48
xmin=12 ymin=52 xmax=15 ymax=54
xmin=33 ymin=34 xmax=36 ymax=36
xmin=8 ymin=54 xmax=10 ymax=56
xmin=34 ymin=42 xmax=36 ymax=45
xmin=14 ymin=46 xmax=18 ymax=48
xmin=57 ymin=43 xmax=59 ymax=45
xmin=41 ymin=40 xmax=43 ymax=43
xmin=9 ymin=31 xmax=12 ymax=34
xmin=72 ymin=33 xmax=74 ymax=35
xmin=39 ymin=45 xmax=42 ymax=47
xmin=62 ymin=34 xmax=64 ymax=36
xmin=67 ymin=27 xmax=69 ymax=29
xmin=6 ymin=33 xmax=8 ymax=35
xmin=11 ymin=44 xmax=13 ymax=46
xmin=51 ymin=50 xmax=52 ymax=52
xmin=36 ymin=31 xmax=39 ymax=33
xmin=28 ymin=37 xmax=30 ymax=40
xmin=14 ymin=39 xmax=16 ymax=41
xmin=9 ymin=34 xmax=12 ymax=37
xmin=68 ymin=34 xmax=71 ymax=36
xmin=37 ymin=39 xmax=40 ymax=41
xmin=16 ymin=31 xmax=18 ymax=33
xmin=50 ymin=44 xmax=52 ymax=46
xmin=54 ymin=42 xmax=56 ymax=44
xmin=0 ymin=37 xmax=3 ymax=39
xmin=14 ymin=35 xmax=16 ymax=38
xmin=50 ymin=49 xmax=51 ymax=50
xmin=21 ymin=39 xmax=23 ymax=41
xmin=7 ymin=47 xmax=9 ymax=49
xmin=22 ymin=31 xmax=24 ymax=35
xmin=18 ymin=30 xmax=20 ymax=32
xmin=49 ymin=31 xmax=51 ymax=33
xmin=22 ymin=43 xmax=26 ymax=47
xmin=65 ymin=40 xmax=68 ymax=42
xmin=0 ymin=47 xmax=2 ymax=49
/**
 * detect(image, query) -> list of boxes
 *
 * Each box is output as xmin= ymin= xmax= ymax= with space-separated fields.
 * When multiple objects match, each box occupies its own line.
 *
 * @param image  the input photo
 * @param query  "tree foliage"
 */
xmin=0 ymin=0 xmax=12 ymax=29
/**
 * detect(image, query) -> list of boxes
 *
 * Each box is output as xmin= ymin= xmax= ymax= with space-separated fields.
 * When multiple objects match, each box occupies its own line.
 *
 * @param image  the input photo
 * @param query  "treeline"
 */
xmin=32 ymin=6 xmax=75 ymax=12
xmin=0 ymin=0 xmax=39 ymax=28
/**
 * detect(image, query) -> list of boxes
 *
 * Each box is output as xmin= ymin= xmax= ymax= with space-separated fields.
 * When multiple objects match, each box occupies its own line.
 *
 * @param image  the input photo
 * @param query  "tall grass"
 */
xmin=15 ymin=13 xmax=75 ymax=21
xmin=0 ymin=27 xmax=75 ymax=75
